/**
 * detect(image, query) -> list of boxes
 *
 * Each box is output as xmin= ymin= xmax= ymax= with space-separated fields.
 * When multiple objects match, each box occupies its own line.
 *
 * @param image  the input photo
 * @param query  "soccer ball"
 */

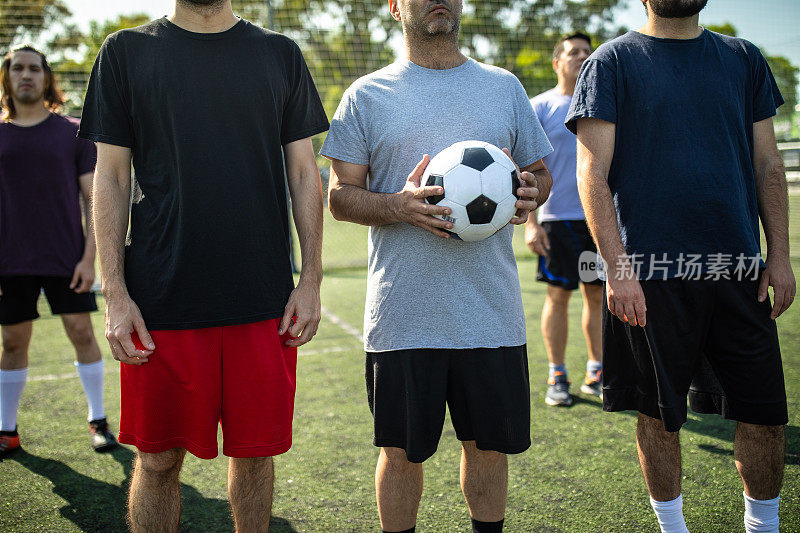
xmin=422 ymin=140 xmax=521 ymax=242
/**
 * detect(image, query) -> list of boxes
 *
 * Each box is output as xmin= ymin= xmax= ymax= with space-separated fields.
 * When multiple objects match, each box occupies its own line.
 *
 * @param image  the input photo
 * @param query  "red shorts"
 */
xmin=119 ymin=318 xmax=297 ymax=459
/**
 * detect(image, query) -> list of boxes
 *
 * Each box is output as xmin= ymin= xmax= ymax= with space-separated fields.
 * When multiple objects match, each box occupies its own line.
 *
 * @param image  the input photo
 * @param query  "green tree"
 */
xmin=233 ymin=0 xmax=624 ymax=109
xmin=48 ymin=14 xmax=150 ymax=114
xmin=706 ymin=23 xmax=798 ymax=134
xmin=0 ymin=0 xmax=71 ymax=52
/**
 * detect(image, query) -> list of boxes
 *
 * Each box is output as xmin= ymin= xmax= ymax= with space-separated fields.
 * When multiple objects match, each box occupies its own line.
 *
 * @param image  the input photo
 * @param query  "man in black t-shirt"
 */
xmin=79 ymin=1 xmax=328 ymax=530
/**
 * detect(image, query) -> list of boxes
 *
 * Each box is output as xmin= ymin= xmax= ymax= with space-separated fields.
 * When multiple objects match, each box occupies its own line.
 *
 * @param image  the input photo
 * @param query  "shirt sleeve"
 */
xmin=565 ymin=58 xmax=618 ymax=134
xmin=751 ymin=48 xmax=784 ymax=123
xmin=319 ymin=85 xmax=370 ymax=166
xmin=76 ymin=134 xmax=97 ymax=176
xmin=281 ymin=41 xmax=330 ymax=145
xmin=77 ymin=34 xmax=134 ymax=147
xmin=511 ymin=79 xmax=552 ymax=168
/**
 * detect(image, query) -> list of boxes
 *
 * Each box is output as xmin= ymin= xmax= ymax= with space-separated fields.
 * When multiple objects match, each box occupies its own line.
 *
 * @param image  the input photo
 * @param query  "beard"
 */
xmin=12 ymin=86 xmax=43 ymax=104
xmin=405 ymin=1 xmax=461 ymax=38
xmin=178 ymin=0 xmax=225 ymax=7
xmin=648 ymin=0 xmax=708 ymax=18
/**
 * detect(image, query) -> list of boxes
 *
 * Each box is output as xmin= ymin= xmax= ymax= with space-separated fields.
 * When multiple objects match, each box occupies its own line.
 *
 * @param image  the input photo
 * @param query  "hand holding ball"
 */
xmin=421 ymin=140 xmax=521 ymax=242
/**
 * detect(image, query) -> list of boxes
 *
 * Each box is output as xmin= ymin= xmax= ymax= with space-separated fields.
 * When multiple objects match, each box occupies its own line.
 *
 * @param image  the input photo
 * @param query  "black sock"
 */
xmin=382 ymin=528 xmax=415 ymax=533
xmin=471 ymin=517 xmax=504 ymax=533
xmin=0 ymin=429 xmax=18 ymax=437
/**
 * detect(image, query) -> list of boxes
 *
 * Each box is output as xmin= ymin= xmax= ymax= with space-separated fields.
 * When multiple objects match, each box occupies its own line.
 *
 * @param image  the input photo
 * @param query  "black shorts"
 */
xmin=366 ymin=345 xmax=531 ymax=463
xmin=536 ymin=220 xmax=602 ymax=291
xmin=603 ymin=277 xmax=787 ymax=432
xmin=0 ymin=276 xmax=98 ymax=325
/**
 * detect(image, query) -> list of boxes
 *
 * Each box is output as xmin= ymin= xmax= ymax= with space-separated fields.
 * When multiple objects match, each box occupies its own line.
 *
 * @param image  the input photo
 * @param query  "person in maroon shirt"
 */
xmin=0 ymin=46 xmax=117 ymax=456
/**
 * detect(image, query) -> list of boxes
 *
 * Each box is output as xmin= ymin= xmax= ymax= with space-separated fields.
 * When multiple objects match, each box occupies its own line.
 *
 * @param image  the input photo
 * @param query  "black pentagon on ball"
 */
xmin=461 ymin=147 xmax=494 ymax=172
xmin=466 ymin=194 xmax=497 ymax=225
xmin=424 ymin=174 xmax=445 ymax=204
xmin=444 ymin=229 xmax=462 ymax=240
xmin=511 ymin=169 xmax=521 ymax=199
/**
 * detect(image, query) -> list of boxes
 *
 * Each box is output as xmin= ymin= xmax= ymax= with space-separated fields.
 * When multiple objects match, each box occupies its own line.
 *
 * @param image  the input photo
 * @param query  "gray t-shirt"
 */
xmin=321 ymin=58 xmax=552 ymax=352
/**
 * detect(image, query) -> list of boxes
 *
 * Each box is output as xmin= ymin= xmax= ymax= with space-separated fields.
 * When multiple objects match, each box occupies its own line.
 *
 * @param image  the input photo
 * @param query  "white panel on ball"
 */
xmin=483 ymin=143 xmax=516 ymax=171
xmin=426 ymin=145 xmax=464 ymax=176
xmin=480 ymin=162 xmax=513 ymax=203
xmin=490 ymin=195 xmax=518 ymax=231
xmin=435 ymin=199 xmax=471 ymax=235
xmin=457 ymin=223 xmax=497 ymax=242
xmin=443 ymin=166 xmax=482 ymax=206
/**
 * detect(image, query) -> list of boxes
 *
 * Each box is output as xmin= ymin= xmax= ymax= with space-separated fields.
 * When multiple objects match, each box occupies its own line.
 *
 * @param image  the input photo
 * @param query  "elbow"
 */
xmin=327 ymin=187 xmax=345 ymax=221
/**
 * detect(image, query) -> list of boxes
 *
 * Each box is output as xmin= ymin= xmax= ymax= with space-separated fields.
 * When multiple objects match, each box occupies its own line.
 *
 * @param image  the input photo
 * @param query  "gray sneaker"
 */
xmin=545 ymin=372 xmax=573 ymax=406
xmin=580 ymin=370 xmax=603 ymax=399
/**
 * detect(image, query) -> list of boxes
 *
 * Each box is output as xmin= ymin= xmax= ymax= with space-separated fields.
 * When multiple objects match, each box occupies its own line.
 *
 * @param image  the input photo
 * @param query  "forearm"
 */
xmin=328 ymin=183 xmax=403 ymax=227
xmin=81 ymin=198 xmax=97 ymax=262
xmin=288 ymin=167 xmax=324 ymax=286
xmin=578 ymin=172 xmax=629 ymax=275
xmin=755 ymin=159 xmax=790 ymax=260
xmin=532 ymin=167 xmax=552 ymax=206
xmin=92 ymin=171 xmax=131 ymax=298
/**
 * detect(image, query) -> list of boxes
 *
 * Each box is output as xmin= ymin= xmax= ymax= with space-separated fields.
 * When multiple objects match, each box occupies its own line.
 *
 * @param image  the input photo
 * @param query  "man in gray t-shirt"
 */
xmin=320 ymin=1 xmax=552 ymax=531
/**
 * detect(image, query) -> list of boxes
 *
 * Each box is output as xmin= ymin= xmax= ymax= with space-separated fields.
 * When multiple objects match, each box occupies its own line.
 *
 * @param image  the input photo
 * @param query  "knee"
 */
xmin=66 ymin=323 xmax=96 ymax=348
xmin=462 ymin=441 xmax=505 ymax=466
xmin=230 ymin=456 xmax=273 ymax=475
xmin=637 ymin=414 xmax=679 ymax=442
xmin=546 ymin=288 xmax=571 ymax=308
xmin=583 ymin=286 xmax=603 ymax=308
xmin=381 ymin=447 xmax=415 ymax=469
xmin=137 ymin=449 xmax=185 ymax=476
xmin=1 ymin=332 xmax=29 ymax=363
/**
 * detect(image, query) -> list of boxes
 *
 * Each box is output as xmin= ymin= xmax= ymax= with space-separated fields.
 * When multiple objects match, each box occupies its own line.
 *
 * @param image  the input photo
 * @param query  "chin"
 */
xmin=425 ymin=20 xmax=454 ymax=36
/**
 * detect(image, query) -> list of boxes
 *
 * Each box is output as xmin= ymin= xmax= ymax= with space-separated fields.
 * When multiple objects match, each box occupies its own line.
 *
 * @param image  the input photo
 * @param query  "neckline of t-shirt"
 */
xmin=402 ymin=57 xmax=476 ymax=76
xmin=159 ymin=16 xmax=247 ymax=40
xmin=631 ymin=27 xmax=708 ymax=44
xmin=3 ymin=112 xmax=56 ymax=129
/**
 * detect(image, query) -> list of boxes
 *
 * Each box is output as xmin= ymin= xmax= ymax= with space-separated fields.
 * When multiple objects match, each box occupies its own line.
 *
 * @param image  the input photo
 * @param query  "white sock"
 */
xmin=75 ymin=360 xmax=106 ymax=422
xmin=587 ymin=360 xmax=602 ymax=374
xmin=744 ymin=492 xmax=779 ymax=533
xmin=650 ymin=494 xmax=690 ymax=533
xmin=0 ymin=367 xmax=28 ymax=432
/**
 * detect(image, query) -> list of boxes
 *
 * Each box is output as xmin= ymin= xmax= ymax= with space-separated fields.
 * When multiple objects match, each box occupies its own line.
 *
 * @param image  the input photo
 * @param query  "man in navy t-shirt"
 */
xmin=0 ymin=46 xmax=118 ymax=457
xmin=566 ymin=1 xmax=793 ymax=532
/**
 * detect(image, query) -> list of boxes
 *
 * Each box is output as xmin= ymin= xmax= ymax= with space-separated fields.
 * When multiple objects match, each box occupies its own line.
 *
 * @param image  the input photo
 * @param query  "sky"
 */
xmin=62 ymin=0 xmax=800 ymax=67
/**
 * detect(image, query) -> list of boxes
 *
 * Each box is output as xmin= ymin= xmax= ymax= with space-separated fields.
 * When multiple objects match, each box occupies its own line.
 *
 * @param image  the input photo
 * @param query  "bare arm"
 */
xmin=576 ymin=117 xmax=646 ymax=326
xmin=509 ymin=156 xmax=552 ymax=225
xmin=327 ymin=153 xmax=547 ymax=235
xmin=753 ymin=117 xmax=795 ymax=318
xmin=279 ymin=137 xmax=324 ymax=347
xmin=93 ymin=142 xmax=154 ymax=363
xmin=327 ymin=155 xmax=454 ymax=237
xmin=70 ymin=171 xmax=97 ymax=293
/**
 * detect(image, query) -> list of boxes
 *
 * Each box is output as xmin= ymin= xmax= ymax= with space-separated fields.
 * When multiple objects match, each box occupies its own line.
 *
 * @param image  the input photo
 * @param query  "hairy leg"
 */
xmin=228 ymin=456 xmax=275 ymax=533
xmin=376 ymin=447 xmax=423 ymax=532
xmin=128 ymin=448 xmax=186 ymax=533
xmin=734 ymin=422 xmax=784 ymax=500
xmin=637 ymin=413 xmax=681 ymax=501
xmin=460 ymin=441 xmax=507 ymax=522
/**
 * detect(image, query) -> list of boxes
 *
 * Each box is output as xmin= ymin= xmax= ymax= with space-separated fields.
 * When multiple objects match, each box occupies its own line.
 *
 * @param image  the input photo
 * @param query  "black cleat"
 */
xmin=89 ymin=418 xmax=119 ymax=452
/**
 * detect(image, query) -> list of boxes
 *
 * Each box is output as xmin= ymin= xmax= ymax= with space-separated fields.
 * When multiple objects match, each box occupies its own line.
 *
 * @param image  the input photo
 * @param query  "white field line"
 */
xmin=26 ymin=345 xmax=351 ymax=383
xmin=320 ymin=305 xmax=363 ymax=344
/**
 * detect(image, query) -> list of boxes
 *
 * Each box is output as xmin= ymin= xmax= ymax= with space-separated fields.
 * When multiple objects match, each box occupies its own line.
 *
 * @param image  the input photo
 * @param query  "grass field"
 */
xmin=1 ymin=196 xmax=799 ymax=532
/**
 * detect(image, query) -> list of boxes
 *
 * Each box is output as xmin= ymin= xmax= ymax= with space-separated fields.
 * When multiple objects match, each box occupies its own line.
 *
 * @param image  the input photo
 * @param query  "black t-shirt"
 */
xmin=79 ymin=18 xmax=329 ymax=330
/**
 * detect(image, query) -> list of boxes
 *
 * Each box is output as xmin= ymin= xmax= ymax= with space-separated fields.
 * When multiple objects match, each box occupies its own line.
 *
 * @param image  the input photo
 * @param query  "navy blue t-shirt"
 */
xmin=565 ymin=30 xmax=783 ymax=279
